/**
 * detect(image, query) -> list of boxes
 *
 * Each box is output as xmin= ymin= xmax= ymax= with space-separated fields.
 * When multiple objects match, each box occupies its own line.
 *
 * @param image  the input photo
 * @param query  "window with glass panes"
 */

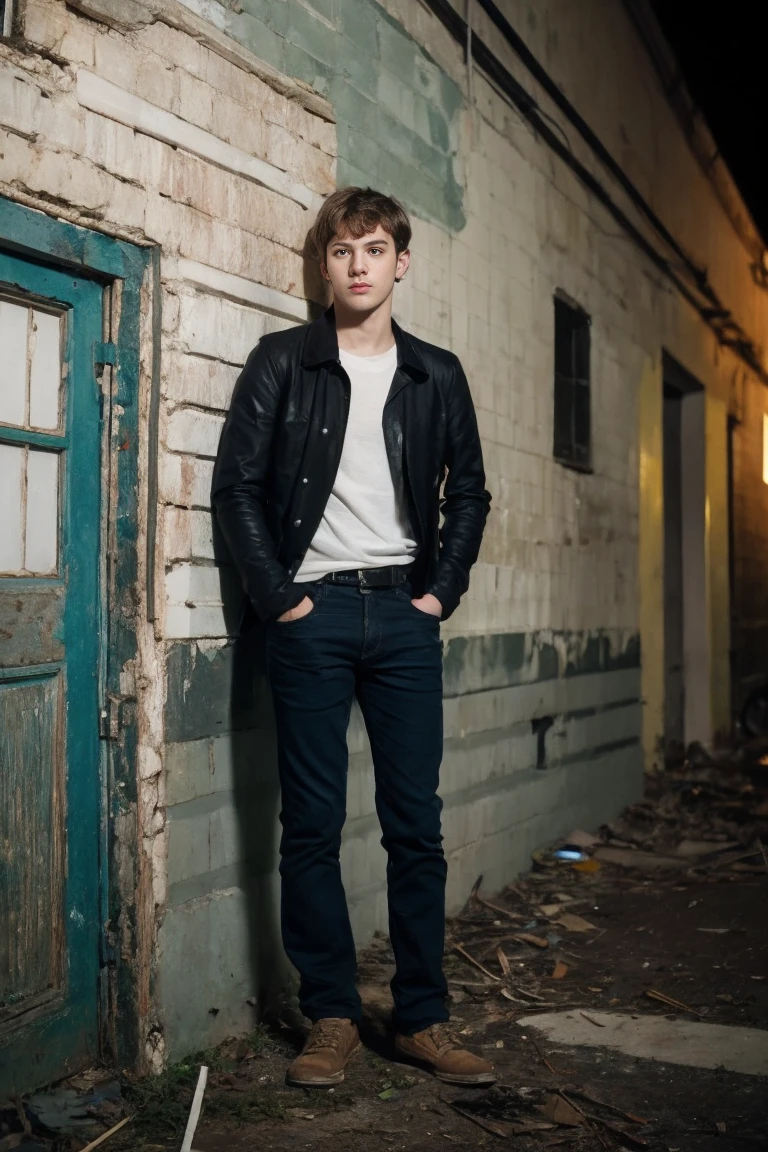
xmin=553 ymin=294 xmax=591 ymax=471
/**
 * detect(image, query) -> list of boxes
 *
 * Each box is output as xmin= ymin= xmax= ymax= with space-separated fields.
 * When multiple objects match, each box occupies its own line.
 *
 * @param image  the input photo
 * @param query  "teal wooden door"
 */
xmin=0 ymin=251 xmax=104 ymax=1095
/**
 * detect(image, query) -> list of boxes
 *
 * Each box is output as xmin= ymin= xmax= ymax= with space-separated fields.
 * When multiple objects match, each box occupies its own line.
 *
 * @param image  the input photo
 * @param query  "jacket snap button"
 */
xmin=322 ymin=427 xmax=328 ymax=434
xmin=294 ymin=519 xmax=302 ymax=527
xmin=302 ymin=478 xmax=308 ymax=484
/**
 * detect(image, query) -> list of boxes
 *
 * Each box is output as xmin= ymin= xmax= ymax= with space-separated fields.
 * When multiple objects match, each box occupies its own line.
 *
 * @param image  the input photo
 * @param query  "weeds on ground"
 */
xmin=123 ymin=1024 xmax=295 ymax=1142
xmin=124 ymin=1047 xmax=225 ymax=1142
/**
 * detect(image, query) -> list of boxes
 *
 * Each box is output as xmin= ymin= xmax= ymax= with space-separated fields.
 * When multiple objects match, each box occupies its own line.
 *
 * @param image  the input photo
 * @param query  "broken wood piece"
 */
xmin=581 ymin=1113 xmax=649 ymax=1148
xmin=500 ymin=986 xmax=529 ymax=1004
xmin=506 ymin=1122 xmax=558 ymax=1135
xmin=514 ymin=932 xmax=549 ymax=949
xmin=538 ymin=1094 xmax=584 ymax=1126
xmin=557 ymin=1091 xmax=648 ymax=1148
xmin=564 ymin=829 xmax=599 ymax=849
xmin=568 ymin=1088 xmax=648 ymax=1125
xmin=644 ymin=988 xmax=699 ymax=1016
xmin=527 ymin=1035 xmax=560 ymax=1075
xmin=675 ymin=839 xmax=739 ymax=857
xmin=554 ymin=912 xmax=596 ymax=933
xmin=453 ymin=943 xmax=500 ymax=981
xmin=513 ymin=984 xmax=547 ymax=1001
xmin=477 ymin=894 xmax=526 ymax=921
xmin=180 ymin=1066 xmax=208 ymax=1152
xmin=496 ymin=945 xmax=512 ymax=979
xmin=593 ymin=846 xmax=684 ymax=870
xmin=471 ymin=878 xmax=526 ymax=921
xmin=706 ymin=847 xmax=763 ymax=870
xmin=469 ymin=874 xmax=483 ymax=901
xmin=580 ymin=1011 xmax=606 ymax=1027
xmin=80 ymin=1117 xmax=132 ymax=1152
xmin=503 ymin=883 xmax=528 ymax=902
xmin=447 ymin=1101 xmax=508 ymax=1138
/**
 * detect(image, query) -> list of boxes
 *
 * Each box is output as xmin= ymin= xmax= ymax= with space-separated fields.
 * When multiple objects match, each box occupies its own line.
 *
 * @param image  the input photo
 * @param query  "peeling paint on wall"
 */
xmin=172 ymin=0 xmax=466 ymax=230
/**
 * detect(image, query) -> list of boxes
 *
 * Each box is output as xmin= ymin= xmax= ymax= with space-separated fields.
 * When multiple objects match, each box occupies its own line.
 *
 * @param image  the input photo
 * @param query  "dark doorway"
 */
xmin=663 ymin=386 xmax=684 ymax=750
xmin=662 ymin=353 xmax=707 ymax=754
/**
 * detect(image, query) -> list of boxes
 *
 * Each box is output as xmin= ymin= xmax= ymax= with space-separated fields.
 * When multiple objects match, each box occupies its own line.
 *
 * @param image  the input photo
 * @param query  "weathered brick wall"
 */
xmin=1 ymin=0 xmax=335 ymax=1066
xmin=4 ymin=0 xmax=767 ymax=1067
xmin=148 ymin=0 xmax=768 ymax=1063
xmin=731 ymin=377 xmax=768 ymax=707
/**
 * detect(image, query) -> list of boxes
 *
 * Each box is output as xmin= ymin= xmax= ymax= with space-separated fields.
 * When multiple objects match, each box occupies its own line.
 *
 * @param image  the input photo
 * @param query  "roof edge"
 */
xmin=624 ymin=0 xmax=766 ymax=262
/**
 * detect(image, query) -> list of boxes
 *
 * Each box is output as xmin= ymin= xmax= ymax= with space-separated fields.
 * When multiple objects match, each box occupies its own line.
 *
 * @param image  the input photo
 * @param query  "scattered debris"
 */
xmin=514 ymin=933 xmax=550 ymax=949
xmin=8 ymin=740 xmax=766 ymax=1152
xmin=79 ymin=1117 xmax=131 ymax=1152
xmin=537 ymin=1093 xmax=584 ymax=1126
xmin=645 ymin=989 xmax=700 ymax=1017
xmin=453 ymin=943 xmax=500 ymax=981
xmin=553 ymin=913 xmax=596 ymax=933
xmin=25 ymin=1082 xmax=122 ymax=1138
xmin=470 ymin=877 xmax=525 ymax=922
xmin=564 ymin=830 xmax=601 ymax=850
xmin=593 ymin=846 xmax=685 ymax=870
xmin=580 ymin=1012 xmax=606 ymax=1027
xmin=568 ymin=1087 xmax=648 ymax=1125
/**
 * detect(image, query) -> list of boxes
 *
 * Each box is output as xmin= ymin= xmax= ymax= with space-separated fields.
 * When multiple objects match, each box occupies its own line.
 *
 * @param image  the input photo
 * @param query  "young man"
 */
xmin=212 ymin=187 xmax=492 ymax=1088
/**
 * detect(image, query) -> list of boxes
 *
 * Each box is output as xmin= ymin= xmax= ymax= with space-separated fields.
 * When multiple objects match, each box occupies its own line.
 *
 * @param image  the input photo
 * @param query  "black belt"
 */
xmin=322 ymin=564 xmax=413 ymax=588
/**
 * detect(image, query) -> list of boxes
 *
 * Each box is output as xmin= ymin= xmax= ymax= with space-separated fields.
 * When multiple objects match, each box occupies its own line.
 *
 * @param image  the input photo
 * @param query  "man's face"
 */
xmin=321 ymin=227 xmax=410 ymax=314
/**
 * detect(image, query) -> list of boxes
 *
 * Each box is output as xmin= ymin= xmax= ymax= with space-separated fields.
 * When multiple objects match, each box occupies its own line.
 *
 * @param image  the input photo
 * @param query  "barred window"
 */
xmin=553 ymin=294 xmax=591 ymax=472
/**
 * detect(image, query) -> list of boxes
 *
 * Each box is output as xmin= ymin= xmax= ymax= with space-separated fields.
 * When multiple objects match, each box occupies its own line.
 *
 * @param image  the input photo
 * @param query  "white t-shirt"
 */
xmin=295 ymin=344 xmax=418 ymax=582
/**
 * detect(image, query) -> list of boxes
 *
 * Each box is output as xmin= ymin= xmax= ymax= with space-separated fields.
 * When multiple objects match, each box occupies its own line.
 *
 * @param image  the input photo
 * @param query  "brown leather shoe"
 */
xmin=395 ymin=1023 xmax=496 ymax=1085
xmin=286 ymin=1018 xmax=361 ymax=1087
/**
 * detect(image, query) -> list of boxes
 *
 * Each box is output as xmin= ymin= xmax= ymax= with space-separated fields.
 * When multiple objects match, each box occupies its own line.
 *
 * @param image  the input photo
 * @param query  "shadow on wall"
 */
xmin=209 ymin=244 xmax=327 ymax=1023
xmin=229 ymin=618 xmax=294 ymax=1021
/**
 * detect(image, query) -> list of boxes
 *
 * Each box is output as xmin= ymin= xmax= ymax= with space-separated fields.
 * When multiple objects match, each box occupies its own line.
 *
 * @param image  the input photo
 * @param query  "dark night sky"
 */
xmin=650 ymin=4 xmax=767 ymax=244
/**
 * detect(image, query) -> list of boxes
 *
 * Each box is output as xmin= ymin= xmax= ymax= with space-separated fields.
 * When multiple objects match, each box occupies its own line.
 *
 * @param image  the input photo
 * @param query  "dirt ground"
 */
xmin=3 ymin=743 xmax=767 ymax=1152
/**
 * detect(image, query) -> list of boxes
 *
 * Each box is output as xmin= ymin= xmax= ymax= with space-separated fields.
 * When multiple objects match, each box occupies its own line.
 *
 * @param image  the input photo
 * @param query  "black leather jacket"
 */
xmin=211 ymin=306 xmax=491 ymax=623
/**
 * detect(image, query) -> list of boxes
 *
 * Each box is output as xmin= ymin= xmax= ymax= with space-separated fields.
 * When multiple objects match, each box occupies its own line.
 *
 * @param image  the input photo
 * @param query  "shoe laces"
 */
xmin=305 ymin=1018 xmax=348 ymax=1053
xmin=422 ymin=1023 xmax=459 ymax=1055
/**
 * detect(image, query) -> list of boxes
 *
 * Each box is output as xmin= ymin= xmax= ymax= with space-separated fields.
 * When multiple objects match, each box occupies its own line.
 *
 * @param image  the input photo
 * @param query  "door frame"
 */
xmin=662 ymin=351 xmax=710 ymax=748
xmin=0 ymin=197 xmax=154 ymax=1075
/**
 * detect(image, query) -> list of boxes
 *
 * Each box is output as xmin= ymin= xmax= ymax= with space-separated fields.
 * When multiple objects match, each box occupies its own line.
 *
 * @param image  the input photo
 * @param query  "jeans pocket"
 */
xmin=274 ymin=582 xmax=324 ymax=625
xmin=395 ymin=586 xmax=440 ymax=621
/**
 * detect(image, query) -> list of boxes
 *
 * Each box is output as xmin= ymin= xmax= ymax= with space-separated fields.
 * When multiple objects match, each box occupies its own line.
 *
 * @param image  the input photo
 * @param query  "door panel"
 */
xmin=0 ymin=252 xmax=104 ymax=1096
xmin=0 ymin=672 xmax=64 ymax=1016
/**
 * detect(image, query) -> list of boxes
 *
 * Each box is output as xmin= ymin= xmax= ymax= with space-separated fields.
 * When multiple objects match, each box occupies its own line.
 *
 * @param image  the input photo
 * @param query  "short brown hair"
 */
xmin=310 ymin=187 xmax=412 ymax=262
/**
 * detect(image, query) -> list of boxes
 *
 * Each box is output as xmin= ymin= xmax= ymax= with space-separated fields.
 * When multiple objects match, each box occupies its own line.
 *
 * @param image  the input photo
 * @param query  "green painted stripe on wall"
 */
xmin=178 ymin=0 xmax=466 ymax=229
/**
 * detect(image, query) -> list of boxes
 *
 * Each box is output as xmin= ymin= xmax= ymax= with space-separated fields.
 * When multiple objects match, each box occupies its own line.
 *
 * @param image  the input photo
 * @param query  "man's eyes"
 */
xmin=332 ymin=248 xmax=384 ymax=256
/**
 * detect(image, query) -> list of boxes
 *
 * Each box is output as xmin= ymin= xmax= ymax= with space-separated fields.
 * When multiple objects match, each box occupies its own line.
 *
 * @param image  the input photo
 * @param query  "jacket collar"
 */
xmin=301 ymin=305 xmax=429 ymax=380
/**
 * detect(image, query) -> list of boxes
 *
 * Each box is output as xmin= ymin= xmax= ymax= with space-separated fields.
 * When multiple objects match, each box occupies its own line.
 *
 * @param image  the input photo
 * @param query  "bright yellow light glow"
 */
xmin=764 ymin=414 xmax=768 ymax=485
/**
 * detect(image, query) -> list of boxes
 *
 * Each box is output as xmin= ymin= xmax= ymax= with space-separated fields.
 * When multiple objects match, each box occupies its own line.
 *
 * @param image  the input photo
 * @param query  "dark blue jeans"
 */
xmin=265 ymin=580 xmax=448 ymax=1035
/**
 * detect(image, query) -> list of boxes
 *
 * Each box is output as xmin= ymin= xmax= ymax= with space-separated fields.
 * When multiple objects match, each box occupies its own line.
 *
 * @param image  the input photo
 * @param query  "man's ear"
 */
xmin=320 ymin=261 xmax=331 ymax=282
xmin=394 ymin=248 xmax=410 ymax=283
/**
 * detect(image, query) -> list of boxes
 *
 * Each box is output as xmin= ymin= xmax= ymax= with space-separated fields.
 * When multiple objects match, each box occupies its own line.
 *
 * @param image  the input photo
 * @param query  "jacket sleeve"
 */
xmin=211 ymin=339 xmax=308 ymax=623
xmin=426 ymin=357 xmax=491 ymax=619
